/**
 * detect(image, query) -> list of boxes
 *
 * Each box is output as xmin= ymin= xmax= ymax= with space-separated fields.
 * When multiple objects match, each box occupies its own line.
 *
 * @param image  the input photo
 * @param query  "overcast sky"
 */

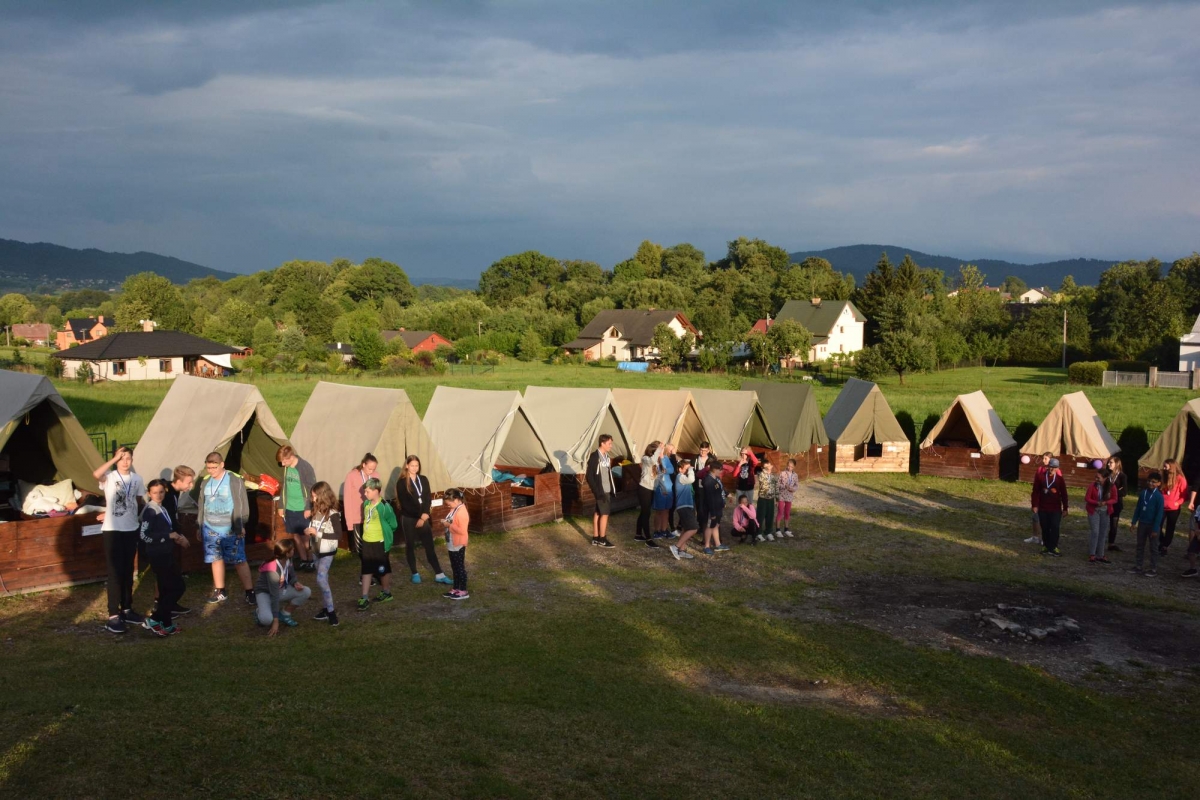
xmin=0 ymin=1 xmax=1197 ymax=277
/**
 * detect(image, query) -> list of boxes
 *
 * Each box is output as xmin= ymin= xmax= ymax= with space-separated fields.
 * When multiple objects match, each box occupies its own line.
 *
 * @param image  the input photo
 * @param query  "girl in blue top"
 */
xmin=651 ymin=443 xmax=676 ymax=537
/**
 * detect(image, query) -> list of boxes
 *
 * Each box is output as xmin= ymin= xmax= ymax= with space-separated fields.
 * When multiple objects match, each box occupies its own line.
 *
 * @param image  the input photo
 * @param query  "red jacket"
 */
xmin=1085 ymin=482 xmax=1117 ymax=515
xmin=1162 ymin=475 xmax=1189 ymax=512
xmin=1032 ymin=471 xmax=1069 ymax=513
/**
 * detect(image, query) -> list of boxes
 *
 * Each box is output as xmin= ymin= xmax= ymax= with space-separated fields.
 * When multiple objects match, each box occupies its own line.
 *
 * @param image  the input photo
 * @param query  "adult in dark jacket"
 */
xmin=587 ymin=434 xmax=617 ymax=548
xmin=277 ymin=445 xmax=318 ymax=570
xmin=396 ymin=455 xmax=452 ymax=585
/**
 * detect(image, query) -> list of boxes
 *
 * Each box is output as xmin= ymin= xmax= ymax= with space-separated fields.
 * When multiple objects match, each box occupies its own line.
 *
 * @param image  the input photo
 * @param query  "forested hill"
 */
xmin=789 ymin=244 xmax=1124 ymax=288
xmin=0 ymin=238 xmax=237 ymax=292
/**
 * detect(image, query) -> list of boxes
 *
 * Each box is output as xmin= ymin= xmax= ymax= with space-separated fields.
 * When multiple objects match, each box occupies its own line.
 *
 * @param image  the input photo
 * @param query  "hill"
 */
xmin=789 ymin=244 xmax=1127 ymax=288
xmin=0 ymin=238 xmax=238 ymax=293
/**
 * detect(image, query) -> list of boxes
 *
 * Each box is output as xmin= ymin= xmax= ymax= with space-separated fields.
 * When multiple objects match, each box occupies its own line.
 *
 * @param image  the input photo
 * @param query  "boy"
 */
xmin=1129 ymin=471 xmax=1164 ymax=576
xmin=276 ymin=445 xmax=317 ymax=570
xmin=197 ymin=452 xmax=256 ymax=605
xmin=152 ymin=465 xmax=196 ymax=619
xmin=1032 ymin=457 xmax=1068 ymax=557
xmin=140 ymin=479 xmax=190 ymax=636
xmin=586 ymin=434 xmax=618 ymax=548
xmin=93 ymin=446 xmax=145 ymax=634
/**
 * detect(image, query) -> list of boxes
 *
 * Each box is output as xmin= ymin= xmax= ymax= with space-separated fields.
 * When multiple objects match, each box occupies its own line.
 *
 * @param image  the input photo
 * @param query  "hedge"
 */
xmin=1107 ymin=360 xmax=1150 ymax=372
xmin=1068 ymin=360 xmax=1108 ymax=385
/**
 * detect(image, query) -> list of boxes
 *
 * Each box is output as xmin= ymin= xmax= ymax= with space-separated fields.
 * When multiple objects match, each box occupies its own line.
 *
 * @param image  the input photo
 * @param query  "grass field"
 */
xmin=2 ymin=473 xmax=1198 ymax=799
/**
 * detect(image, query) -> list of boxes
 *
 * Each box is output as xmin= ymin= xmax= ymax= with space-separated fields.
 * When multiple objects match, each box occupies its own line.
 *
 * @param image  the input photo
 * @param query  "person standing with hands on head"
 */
xmin=651 ymin=444 xmax=677 ymax=540
xmin=1032 ymin=457 xmax=1068 ymax=557
xmin=276 ymin=446 xmax=317 ymax=571
xmin=587 ymin=434 xmax=618 ymax=548
xmin=197 ymin=452 xmax=255 ymax=606
xmin=734 ymin=447 xmax=759 ymax=504
xmin=94 ymin=446 xmax=146 ymax=634
xmin=139 ymin=479 xmax=189 ymax=636
xmin=667 ymin=459 xmax=699 ymax=560
xmin=342 ymin=453 xmax=378 ymax=555
xmin=396 ymin=455 xmax=452 ymax=585
xmin=635 ymin=441 xmax=663 ymax=546
xmin=1130 ymin=471 xmax=1165 ymax=577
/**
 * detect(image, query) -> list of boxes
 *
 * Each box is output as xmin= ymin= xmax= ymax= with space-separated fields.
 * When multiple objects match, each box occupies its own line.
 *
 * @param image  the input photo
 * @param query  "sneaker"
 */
xmin=1040 ymin=548 xmax=1050 ymax=556
xmin=327 ymin=611 xmax=339 ymax=626
xmin=591 ymin=536 xmax=601 ymax=546
xmin=443 ymin=591 xmax=457 ymax=599
xmin=450 ymin=590 xmax=470 ymax=600
xmin=146 ymin=620 xmax=170 ymax=638
xmin=1128 ymin=566 xmax=1143 ymax=574
xmin=1098 ymin=557 xmax=1111 ymax=564
xmin=597 ymin=538 xmax=615 ymax=548
xmin=314 ymin=609 xmax=330 ymax=621
xmin=651 ymin=531 xmax=668 ymax=540
xmin=356 ymin=598 xmax=370 ymax=611
xmin=783 ymin=530 xmax=794 ymax=538
xmin=1088 ymin=556 xmax=1097 ymax=564
xmin=121 ymin=609 xmax=145 ymax=625
xmin=644 ymin=538 xmax=659 ymax=548
xmin=435 ymin=575 xmax=454 ymax=585
xmin=755 ymin=535 xmax=765 ymax=543
xmin=411 ymin=573 xmax=422 ymax=584
xmin=245 ymin=590 xmax=256 ymax=606
xmin=1144 ymin=570 xmax=1158 ymax=577
xmin=105 ymin=615 xmax=126 ymax=634
xmin=677 ymin=548 xmax=695 ymax=559
xmin=206 ymin=588 xmax=228 ymax=604
xmin=1182 ymin=568 xmax=1198 ymax=578
xmin=163 ymin=624 xmax=180 ymax=636
xmin=670 ymin=529 xmax=681 ymax=539
xmin=669 ymin=544 xmax=681 ymax=560
xmin=702 ymin=547 xmax=715 ymax=556
xmin=170 ymin=604 xmax=191 ymax=616
xmin=766 ymin=533 xmax=776 ymax=542
xmin=1050 ymin=549 xmax=1062 ymax=558
xmin=715 ymin=544 xmax=731 ymax=552
xmin=1024 ymin=536 xmax=1042 ymax=545
xmin=633 ymin=533 xmax=651 ymax=542
xmin=376 ymin=591 xmax=394 ymax=603
xmin=279 ymin=612 xmax=298 ymax=627
xmin=1107 ymin=544 xmax=1121 ymax=552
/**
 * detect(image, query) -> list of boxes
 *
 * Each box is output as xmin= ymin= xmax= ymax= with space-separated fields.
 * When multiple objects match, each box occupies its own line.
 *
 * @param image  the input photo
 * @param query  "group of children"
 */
xmin=1027 ymin=451 xmax=1200 ymax=579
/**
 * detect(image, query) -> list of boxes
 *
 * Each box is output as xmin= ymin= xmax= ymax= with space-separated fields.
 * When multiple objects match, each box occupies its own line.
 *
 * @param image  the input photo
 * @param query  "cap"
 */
xmin=1048 ymin=458 xmax=1060 ymax=468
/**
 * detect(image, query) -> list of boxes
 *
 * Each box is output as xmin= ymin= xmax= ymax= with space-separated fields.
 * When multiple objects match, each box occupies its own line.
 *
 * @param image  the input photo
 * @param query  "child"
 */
xmin=152 ymin=465 xmax=196 ymax=620
xmin=1184 ymin=505 xmax=1200 ymax=578
xmin=343 ymin=453 xmax=378 ymax=555
xmin=305 ymin=481 xmax=341 ymax=626
xmin=139 ymin=479 xmax=189 ymax=637
xmin=93 ymin=445 xmax=146 ymax=634
xmin=1129 ymin=471 xmax=1164 ymax=577
xmin=667 ymin=460 xmax=699 ymax=560
xmin=1032 ymin=457 xmax=1068 ymax=556
xmin=1106 ymin=456 xmax=1128 ymax=552
xmin=651 ymin=445 xmax=676 ymax=539
xmin=756 ymin=461 xmax=778 ymax=541
xmin=775 ymin=459 xmax=799 ymax=538
xmin=442 ymin=488 xmax=471 ymax=599
xmin=358 ymin=478 xmax=397 ymax=611
xmin=254 ymin=539 xmax=311 ymax=636
xmin=1158 ymin=459 xmax=1189 ymax=557
xmin=701 ymin=458 xmax=729 ymax=553
xmin=1025 ymin=451 xmax=1054 ymax=545
xmin=734 ymin=447 xmax=760 ymax=504
xmin=276 ymin=445 xmax=317 ymax=571
xmin=1085 ymin=468 xmax=1116 ymax=564
xmin=732 ymin=494 xmax=760 ymax=545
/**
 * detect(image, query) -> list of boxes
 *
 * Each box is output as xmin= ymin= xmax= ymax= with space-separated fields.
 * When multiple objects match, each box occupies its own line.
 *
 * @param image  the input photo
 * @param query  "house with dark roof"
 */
xmin=563 ymin=308 xmax=698 ymax=362
xmin=55 ymin=315 xmax=110 ymax=350
xmin=769 ymin=298 xmax=866 ymax=361
xmin=11 ymin=323 xmax=53 ymax=346
xmin=51 ymin=329 xmax=243 ymax=382
xmin=381 ymin=329 xmax=453 ymax=353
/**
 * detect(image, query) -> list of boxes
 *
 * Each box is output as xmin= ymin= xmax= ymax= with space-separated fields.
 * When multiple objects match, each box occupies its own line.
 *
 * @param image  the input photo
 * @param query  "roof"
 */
xmin=290 ymin=381 xmax=451 ymax=495
xmin=774 ymin=300 xmax=866 ymax=337
xmin=1140 ymin=398 xmax=1200 ymax=471
xmin=684 ymin=388 xmax=777 ymax=458
xmin=382 ymin=330 xmax=449 ymax=349
xmin=741 ymin=380 xmax=829 ymax=452
xmin=609 ymin=388 xmax=709 ymax=455
xmin=823 ymin=378 xmax=907 ymax=444
xmin=12 ymin=323 xmax=52 ymax=340
xmin=422 ymin=387 xmax=553 ymax=488
xmin=53 ymin=331 xmax=241 ymax=361
xmin=66 ymin=317 xmax=104 ymax=338
xmin=0 ymin=369 xmax=104 ymax=493
xmin=750 ymin=319 xmax=772 ymax=335
xmin=521 ymin=387 xmax=635 ymax=474
xmin=919 ymin=390 xmax=1016 ymax=455
xmin=573 ymin=309 xmax=690 ymax=347
xmin=1019 ymin=392 xmax=1119 ymax=458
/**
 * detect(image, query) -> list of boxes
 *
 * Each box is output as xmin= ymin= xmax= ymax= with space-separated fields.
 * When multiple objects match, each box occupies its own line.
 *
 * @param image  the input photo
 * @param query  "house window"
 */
xmin=611 ymin=346 xmax=617 ymax=355
xmin=839 ymin=344 xmax=844 ymax=352
xmin=112 ymin=361 xmax=126 ymax=375
xmin=159 ymin=359 xmax=172 ymax=373
xmin=839 ymin=326 xmax=844 ymax=333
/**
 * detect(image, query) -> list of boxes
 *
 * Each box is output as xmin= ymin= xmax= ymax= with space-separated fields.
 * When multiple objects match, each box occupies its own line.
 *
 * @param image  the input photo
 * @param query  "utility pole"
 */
xmin=1061 ymin=308 xmax=1067 ymax=369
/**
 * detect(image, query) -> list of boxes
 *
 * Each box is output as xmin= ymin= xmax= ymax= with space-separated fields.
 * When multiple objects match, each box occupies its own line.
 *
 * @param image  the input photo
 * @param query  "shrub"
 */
xmin=853 ymin=345 xmax=889 ymax=380
xmin=1107 ymin=360 xmax=1150 ymax=372
xmin=1067 ymin=360 xmax=1108 ymax=385
xmin=43 ymin=357 xmax=63 ymax=378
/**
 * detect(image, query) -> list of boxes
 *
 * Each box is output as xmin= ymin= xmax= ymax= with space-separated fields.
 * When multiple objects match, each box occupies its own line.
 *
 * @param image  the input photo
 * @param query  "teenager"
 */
xmin=342 ymin=453 xmax=378 ymax=555
xmin=1085 ymin=468 xmax=1117 ymax=564
xmin=396 ymin=455 xmax=452 ymax=584
xmin=776 ymin=459 xmax=799 ymax=538
xmin=1106 ymin=456 xmax=1128 ymax=552
xmin=756 ymin=461 xmax=778 ymax=541
xmin=442 ymin=488 xmax=470 ymax=599
xmin=94 ymin=446 xmax=146 ymax=634
xmin=152 ymin=464 xmax=195 ymax=620
xmin=197 ymin=452 xmax=255 ymax=606
xmin=305 ymin=481 xmax=342 ymax=626
xmin=734 ymin=447 xmax=760 ymax=503
xmin=1032 ymin=457 xmax=1068 ymax=557
xmin=1024 ymin=451 xmax=1054 ymax=545
xmin=701 ymin=458 xmax=729 ymax=553
xmin=139 ymin=479 xmax=189 ymax=636
xmin=651 ymin=444 xmax=676 ymax=540
xmin=276 ymin=445 xmax=317 ymax=570
xmin=254 ymin=539 xmax=311 ymax=636
xmin=359 ymin=478 xmax=397 ymax=610
xmin=1159 ymin=459 xmax=1188 ymax=557
xmin=732 ymin=494 xmax=760 ymax=544
xmin=667 ymin=460 xmax=699 ymax=560
xmin=635 ymin=441 xmax=663 ymax=545
xmin=587 ymin=434 xmax=618 ymax=548
xmin=1130 ymin=472 xmax=1164 ymax=577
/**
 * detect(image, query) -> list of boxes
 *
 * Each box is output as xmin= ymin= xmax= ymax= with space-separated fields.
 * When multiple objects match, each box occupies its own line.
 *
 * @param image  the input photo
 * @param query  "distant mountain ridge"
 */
xmin=789 ymin=244 xmax=1137 ymax=288
xmin=0 ymin=238 xmax=237 ymax=293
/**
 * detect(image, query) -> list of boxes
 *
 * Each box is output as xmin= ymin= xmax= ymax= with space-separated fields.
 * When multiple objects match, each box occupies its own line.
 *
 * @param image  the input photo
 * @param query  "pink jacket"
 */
xmin=1085 ymin=482 xmax=1117 ymax=515
xmin=732 ymin=503 xmax=758 ymax=532
xmin=342 ymin=467 xmax=377 ymax=527
xmin=445 ymin=505 xmax=470 ymax=550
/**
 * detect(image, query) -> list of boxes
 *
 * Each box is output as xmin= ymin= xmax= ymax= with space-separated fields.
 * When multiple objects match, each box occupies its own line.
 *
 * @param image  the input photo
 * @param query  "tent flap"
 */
xmin=522 ymin=387 xmax=634 ymax=474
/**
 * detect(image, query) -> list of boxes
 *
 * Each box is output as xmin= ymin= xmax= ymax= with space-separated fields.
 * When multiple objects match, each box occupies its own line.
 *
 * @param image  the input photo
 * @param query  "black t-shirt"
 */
xmin=736 ymin=462 xmax=754 ymax=491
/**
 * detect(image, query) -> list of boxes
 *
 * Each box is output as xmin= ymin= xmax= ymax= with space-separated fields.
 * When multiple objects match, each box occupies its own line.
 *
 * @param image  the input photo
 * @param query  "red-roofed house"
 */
xmin=11 ymin=323 xmax=53 ymax=346
xmin=382 ymin=329 xmax=453 ymax=353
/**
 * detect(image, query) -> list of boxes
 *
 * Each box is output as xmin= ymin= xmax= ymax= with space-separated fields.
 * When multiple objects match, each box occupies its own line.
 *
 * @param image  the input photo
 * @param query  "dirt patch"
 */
xmin=793 ymin=479 xmax=949 ymax=516
xmin=690 ymin=672 xmax=903 ymax=715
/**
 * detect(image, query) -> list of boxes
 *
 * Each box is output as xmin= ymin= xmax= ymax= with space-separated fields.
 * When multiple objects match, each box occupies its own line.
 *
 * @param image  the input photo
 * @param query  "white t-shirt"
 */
xmin=101 ymin=470 xmax=145 ymax=532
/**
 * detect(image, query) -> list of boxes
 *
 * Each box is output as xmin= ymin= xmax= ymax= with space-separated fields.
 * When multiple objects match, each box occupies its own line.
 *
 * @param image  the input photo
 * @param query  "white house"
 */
xmin=1179 ymin=313 xmax=1200 ymax=371
xmin=52 ymin=330 xmax=243 ymax=382
xmin=563 ymin=309 xmax=699 ymax=362
xmin=772 ymin=298 xmax=866 ymax=362
xmin=1019 ymin=287 xmax=1053 ymax=304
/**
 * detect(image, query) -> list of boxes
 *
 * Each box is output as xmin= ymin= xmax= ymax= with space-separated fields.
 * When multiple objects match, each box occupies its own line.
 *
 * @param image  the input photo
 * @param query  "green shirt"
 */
xmin=363 ymin=502 xmax=384 ymax=543
xmin=284 ymin=466 xmax=305 ymax=512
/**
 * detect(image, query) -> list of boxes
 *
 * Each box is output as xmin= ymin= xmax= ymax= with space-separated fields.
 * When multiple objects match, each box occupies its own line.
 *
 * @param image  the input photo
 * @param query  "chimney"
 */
xmin=399 ymin=327 xmax=405 ymax=331
xmin=140 ymin=319 xmax=157 ymax=332
xmin=810 ymin=297 xmax=821 ymax=307
xmin=97 ymin=315 xmax=106 ymax=323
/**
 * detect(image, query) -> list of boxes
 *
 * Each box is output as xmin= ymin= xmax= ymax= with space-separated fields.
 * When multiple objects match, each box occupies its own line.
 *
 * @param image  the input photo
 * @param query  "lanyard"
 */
xmin=411 ymin=476 xmax=423 ymax=503
xmin=365 ymin=501 xmax=377 ymax=526
xmin=114 ymin=470 xmax=134 ymax=507
xmin=160 ymin=506 xmax=172 ymax=529
xmin=275 ymin=559 xmax=286 ymax=587
xmin=1044 ymin=472 xmax=1055 ymax=492
xmin=208 ymin=472 xmax=228 ymax=501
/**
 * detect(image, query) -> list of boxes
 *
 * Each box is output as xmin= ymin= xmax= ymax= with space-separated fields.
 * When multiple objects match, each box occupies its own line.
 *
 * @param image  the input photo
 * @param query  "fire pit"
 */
xmin=972 ymin=604 xmax=1082 ymax=643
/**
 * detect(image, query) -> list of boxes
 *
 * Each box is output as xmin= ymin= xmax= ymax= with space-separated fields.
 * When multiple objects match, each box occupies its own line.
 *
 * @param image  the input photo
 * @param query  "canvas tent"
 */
xmin=0 ymin=370 xmax=104 ymax=495
xmin=289 ymin=382 xmax=451 ymax=499
xmin=1017 ymin=391 xmax=1118 ymax=488
xmin=918 ymin=391 xmax=1018 ymax=480
xmin=823 ymin=378 xmax=909 ymax=472
xmin=1138 ymin=398 xmax=1200 ymax=485
xmin=740 ymin=380 xmax=828 ymax=479
xmin=521 ymin=387 xmax=634 ymax=474
xmin=684 ymin=388 xmax=776 ymax=460
xmin=609 ymin=388 xmax=709 ymax=456
xmin=133 ymin=375 xmax=290 ymax=483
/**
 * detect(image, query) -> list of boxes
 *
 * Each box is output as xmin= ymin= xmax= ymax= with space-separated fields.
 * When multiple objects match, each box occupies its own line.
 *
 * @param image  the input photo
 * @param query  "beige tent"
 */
xmin=289 ymin=381 xmax=451 ymax=497
xmin=521 ymin=387 xmax=634 ymax=474
xmin=0 ymin=369 xmax=104 ymax=494
xmin=824 ymin=378 xmax=907 ymax=445
xmin=133 ymin=375 xmax=290 ymax=483
xmin=741 ymin=380 xmax=828 ymax=453
xmin=1019 ymin=392 xmax=1118 ymax=458
xmin=684 ymin=388 xmax=777 ymax=459
xmin=920 ymin=391 xmax=1016 ymax=455
xmin=610 ymin=388 xmax=709 ymax=456
xmin=422 ymin=387 xmax=553 ymax=489
xmin=1138 ymin=398 xmax=1200 ymax=472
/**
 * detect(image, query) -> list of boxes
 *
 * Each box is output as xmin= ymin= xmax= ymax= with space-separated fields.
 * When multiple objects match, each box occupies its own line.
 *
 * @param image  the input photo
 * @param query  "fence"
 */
xmin=86 ymin=432 xmax=136 ymax=458
xmin=1102 ymin=369 xmax=1196 ymax=389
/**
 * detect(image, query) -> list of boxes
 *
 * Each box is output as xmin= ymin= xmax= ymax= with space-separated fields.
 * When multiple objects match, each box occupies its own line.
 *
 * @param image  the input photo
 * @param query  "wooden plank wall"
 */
xmin=1019 ymin=454 xmax=1109 ymax=490
xmin=918 ymin=445 xmax=1019 ymax=481
xmin=831 ymin=442 xmax=910 ymax=473
xmin=464 ymin=471 xmax=562 ymax=533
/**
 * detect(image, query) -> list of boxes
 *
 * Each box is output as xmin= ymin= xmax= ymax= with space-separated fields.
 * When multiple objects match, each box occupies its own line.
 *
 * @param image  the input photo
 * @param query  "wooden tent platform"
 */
xmin=1019 ymin=455 xmax=1108 ymax=490
xmin=920 ymin=444 xmax=1018 ymax=480
xmin=462 ymin=469 xmax=562 ymax=533
xmin=831 ymin=442 xmax=910 ymax=473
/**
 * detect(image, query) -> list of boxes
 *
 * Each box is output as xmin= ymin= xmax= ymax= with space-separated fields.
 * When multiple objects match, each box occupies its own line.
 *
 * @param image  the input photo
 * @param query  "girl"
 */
xmin=359 ymin=478 xmax=397 ymax=611
xmin=139 ymin=479 xmax=189 ymax=636
xmin=254 ymin=539 xmax=311 ymax=636
xmin=1159 ymin=458 xmax=1188 ymax=556
xmin=305 ymin=481 xmax=342 ymax=626
xmin=343 ymin=453 xmax=378 ymax=555
xmin=1085 ymin=468 xmax=1117 ymax=564
xmin=1025 ymin=452 xmax=1053 ymax=545
xmin=1033 ymin=457 xmax=1069 ymax=556
xmin=441 ymin=488 xmax=470 ymax=599
xmin=636 ymin=441 xmax=662 ymax=544
xmin=396 ymin=456 xmax=452 ymax=585
xmin=701 ymin=458 xmax=729 ymax=553
xmin=734 ymin=447 xmax=760 ymax=503
xmin=668 ymin=460 xmax=699 ymax=560
xmin=93 ymin=446 xmax=146 ymax=634
xmin=756 ymin=461 xmax=778 ymax=541
xmin=776 ymin=459 xmax=799 ymax=538
xmin=652 ymin=444 xmax=676 ymax=538
xmin=732 ymin=494 xmax=760 ymax=545
xmin=1106 ymin=455 xmax=1128 ymax=552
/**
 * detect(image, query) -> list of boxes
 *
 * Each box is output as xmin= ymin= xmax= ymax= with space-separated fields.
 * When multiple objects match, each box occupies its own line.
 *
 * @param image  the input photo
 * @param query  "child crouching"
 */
xmin=254 ymin=539 xmax=311 ymax=636
xmin=442 ymin=489 xmax=470 ymax=600
xmin=732 ymin=494 xmax=760 ymax=545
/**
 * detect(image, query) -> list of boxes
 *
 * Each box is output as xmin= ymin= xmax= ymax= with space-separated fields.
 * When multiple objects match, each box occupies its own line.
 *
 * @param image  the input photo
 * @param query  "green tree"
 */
xmin=618 ymin=279 xmax=689 ymax=312
xmin=115 ymin=272 xmax=191 ymax=331
xmin=579 ymin=296 xmax=616 ymax=327
xmin=744 ymin=330 xmax=774 ymax=373
xmin=1001 ymin=275 xmax=1027 ymax=295
xmin=0 ymin=293 xmax=38 ymax=327
xmin=651 ymin=322 xmax=682 ymax=368
xmin=351 ymin=328 xmax=386 ymax=370
xmin=766 ymin=319 xmax=812 ymax=365
xmin=478 ymin=251 xmax=564 ymax=306
xmin=251 ymin=318 xmax=280 ymax=359
xmin=611 ymin=259 xmax=646 ymax=283
xmin=633 ymin=240 xmax=664 ymax=278
xmin=660 ymin=243 xmax=706 ymax=285
xmin=774 ymin=257 xmax=855 ymax=307
xmin=877 ymin=330 xmax=935 ymax=384
xmin=380 ymin=296 xmax=404 ymax=330
xmin=1091 ymin=260 xmax=1183 ymax=361
xmin=332 ymin=306 xmax=383 ymax=344
xmin=516 ymin=329 xmax=544 ymax=362
xmin=345 ymin=258 xmax=416 ymax=306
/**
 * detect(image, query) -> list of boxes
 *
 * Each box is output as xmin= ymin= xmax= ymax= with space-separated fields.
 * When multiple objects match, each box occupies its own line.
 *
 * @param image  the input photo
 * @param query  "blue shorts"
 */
xmin=203 ymin=527 xmax=246 ymax=565
xmin=283 ymin=509 xmax=308 ymax=535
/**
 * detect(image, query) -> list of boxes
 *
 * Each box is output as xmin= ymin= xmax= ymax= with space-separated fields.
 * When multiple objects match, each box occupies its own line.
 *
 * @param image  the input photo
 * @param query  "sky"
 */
xmin=0 ymin=1 xmax=1197 ymax=278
